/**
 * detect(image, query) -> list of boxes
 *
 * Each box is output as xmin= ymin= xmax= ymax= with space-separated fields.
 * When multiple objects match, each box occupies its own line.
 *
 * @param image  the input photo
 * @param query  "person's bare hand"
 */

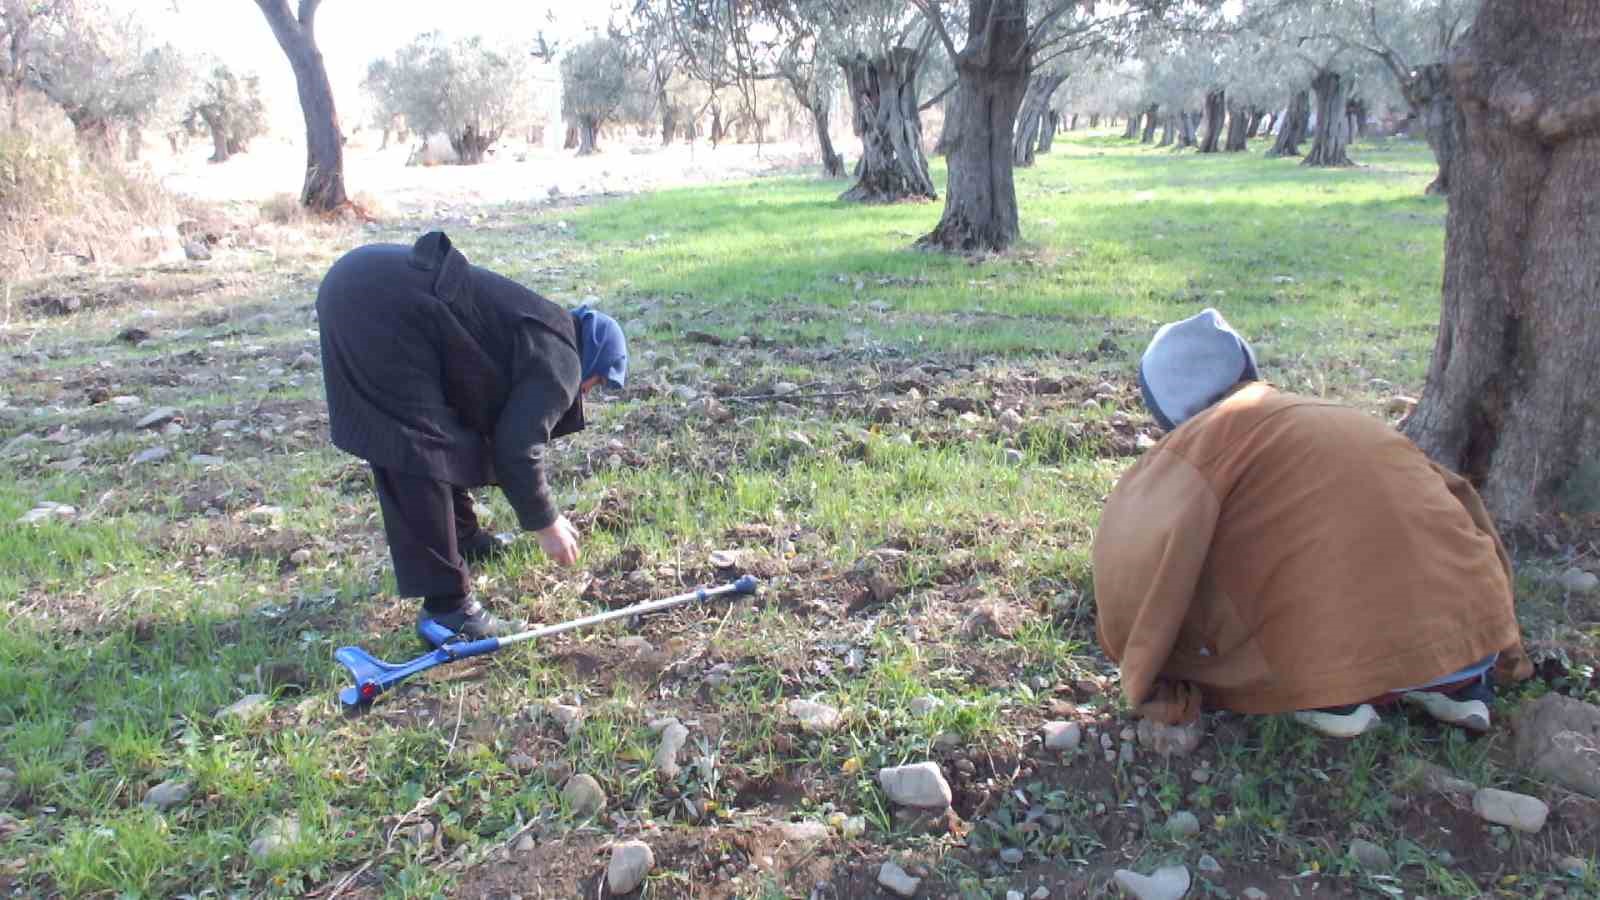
xmin=535 ymin=515 xmax=580 ymax=566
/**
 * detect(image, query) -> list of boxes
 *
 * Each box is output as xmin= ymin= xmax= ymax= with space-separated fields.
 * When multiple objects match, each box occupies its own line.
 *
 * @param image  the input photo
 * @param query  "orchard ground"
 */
xmin=1 ymin=133 xmax=1597 ymax=899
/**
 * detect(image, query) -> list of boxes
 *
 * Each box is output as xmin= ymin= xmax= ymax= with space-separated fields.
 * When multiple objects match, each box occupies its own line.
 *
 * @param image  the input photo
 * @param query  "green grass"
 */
xmin=0 ymin=133 xmax=1593 ymax=898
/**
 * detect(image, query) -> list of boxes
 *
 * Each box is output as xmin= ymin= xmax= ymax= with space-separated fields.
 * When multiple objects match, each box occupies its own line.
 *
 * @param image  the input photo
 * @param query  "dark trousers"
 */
xmin=371 ymin=466 xmax=487 ymax=603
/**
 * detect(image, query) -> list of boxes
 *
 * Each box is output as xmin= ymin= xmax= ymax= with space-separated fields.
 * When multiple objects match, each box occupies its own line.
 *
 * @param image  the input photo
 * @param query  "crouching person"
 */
xmin=1092 ymin=309 xmax=1531 ymax=738
xmin=316 ymin=231 xmax=627 ymax=643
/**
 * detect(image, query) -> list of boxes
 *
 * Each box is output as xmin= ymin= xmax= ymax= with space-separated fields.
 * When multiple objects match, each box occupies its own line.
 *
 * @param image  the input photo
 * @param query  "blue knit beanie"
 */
xmin=1138 ymin=308 xmax=1259 ymax=430
xmin=573 ymin=305 xmax=628 ymax=390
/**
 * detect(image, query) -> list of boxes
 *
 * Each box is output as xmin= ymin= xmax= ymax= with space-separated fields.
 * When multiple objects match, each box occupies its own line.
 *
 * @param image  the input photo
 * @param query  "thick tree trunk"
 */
xmin=1121 ymin=112 xmax=1139 ymax=139
xmin=1039 ymin=110 xmax=1060 ymax=153
xmin=1198 ymin=89 xmax=1225 ymax=153
xmin=1303 ymin=69 xmax=1354 ymax=167
xmin=563 ymin=125 xmax=579 ymax=150
xmin=124 ymin=124 xmax=142 ymax=162
xmin=254 ymin=0 xmax=348 ymax=212
xmin=576 ymin=117 xmax=600 ymax=156
xmin=710 ymin=106 xmax=722 ymax=147
xmin=1177 ymin=111 xmax=1197 ymax=148
xmin=916 ymin=0 xmax=1028 ymax=253
xmin=1405 ymin=0 xmax=1600 ymax=527
xmin=1349 ymin=96 xmax=1370 ymax=138
xmin=1262 ymin=110 xmax=1278 ymax=137
xmin=934 ymin=86 xmax=963 ymax=156
xmin=839 ymin=48 xmax=937 ymax=204
xmin=1266 ymin=89 xmax=1309 ymax=157
xmin=1090 ymin=113 xmax=1100 ymax=128
xmin=1245 ymin=107 xmax=1264 ymax=137
xmin=203 ymin=111 xmax=230 ymax=163
xmin=1406 ymin=63 xmax=1457 ymax=195
xmin=661 ymin=100 xmax=677 ymax=147
xmin=1224 ymin=101 xmax=1249 ymax=151
xmin=1069 ymin=112 xmax=1079 ymax=130
xmin=451 ymin=122 xmax=495 ymax=164
xmin=1013 ymin=72 xmax=1068 ymax=167
xmin=1139 ymin=104 xmax=1159 ymax=143
xmin=1156 ymin=116 xmax=1175 ymax=148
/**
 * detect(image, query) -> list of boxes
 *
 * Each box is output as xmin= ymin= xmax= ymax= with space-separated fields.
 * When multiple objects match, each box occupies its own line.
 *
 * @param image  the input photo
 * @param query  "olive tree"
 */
xmin=183 ymin=64 xmax=268 ymax=163
xmin=560 ymin=36 xmax=630 ymax=156
xmin=379 ymin=32 xmax=532 ymax=164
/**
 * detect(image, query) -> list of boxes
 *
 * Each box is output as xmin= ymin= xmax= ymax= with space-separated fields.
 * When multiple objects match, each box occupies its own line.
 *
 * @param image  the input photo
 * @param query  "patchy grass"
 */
xmin=0 ymin=133 xmax=1595 ymax=899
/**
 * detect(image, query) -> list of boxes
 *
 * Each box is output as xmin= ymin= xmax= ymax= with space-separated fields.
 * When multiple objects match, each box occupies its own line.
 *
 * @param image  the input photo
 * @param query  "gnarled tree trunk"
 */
xmin=576 ymin=116 xmax=600 ymax=156
xmin=1245 ymin=107 xmax=1264 ymax=137
xmin=1013 ymin=71 xmax=1068 ymax=167
xmin=1038 ymin=110 xmax=1060 ymax=153
xmin=661 ymin=100 xmax=677 ymax=147
xmin=1198 ymin=89 xmax=1225 ymax=153
xmin=811 ymin=94 xmax=845 ymax=177
xmin=254 ymin=0 xmax=347 ymax=212
xmin=1266 ymin=89 xmax=1309 ymax=157
xmin=1177 ymin=111 xmax=1197 ymax=148
xmin=1406 ymin=63 xmax=1458 ymax=195
xmin=1303 ymin=69 xmax=1353 ymax=167
xmin=1224 ymin=100 xmax=1249 ymax=151
xmin=1156 ymin=115 xmax=1175 ymax=147
xmin=201 ymin=108 xmax=230 ymax=163
xmin=451 ymin=122 xmax=496 ymax=164
xmin=1121 ymin=111 xmax=1139 ymax=139
xmin=916 ymin=0 xmax=1028 ymax=252
xmin=839 ymin=48 xmax=936 ymax=204
xmin=1405 ymin=0 xmax=1600 ymax=527
xmin=1139 ymin=104 xmax=1159 ymax=143
xmin=935 ymin=85 xmax=963 ymax=156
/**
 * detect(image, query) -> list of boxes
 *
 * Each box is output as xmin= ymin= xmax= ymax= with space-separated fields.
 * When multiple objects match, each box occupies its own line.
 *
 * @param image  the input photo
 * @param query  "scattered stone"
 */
xmin=405 ymin=820 xmax=436 ymax=847
xmin=1007 ymin=892 xmax=1024 ymax=900
xmin=183 ymin=240 xmax=212 ymax=261
xmin=1119 ymin=742 xmax=1136 ymax=765
xmin=545 ymin=703 xmax=585 ymax=738
xmin=1112 ymin=865 xmax=1190 ymax=900
xmin=1512 ymin=693 xmax=1600 ymax=799
xmin=1033 ymin=888 xmax=1050 ymax=900
xmin=1557 ymin=856 xmax=1588 ymax=878
xmin=998 ymin=409 xmax=1024 ymax=432
xmin=788 ymin=699 xmax=843 ymax=734
xmin=907 ymin=695 xmax=942 ymax=718
xmin=1348 ymin=838 xmax=1393 ymax=871
xmin=248 ymin=816 xmax=300 ymax=860
xmin=1271 ymin=274 xmax=1296 ymax=284
xmin=877 ymin=761 xmax=952 ymax=809
xmin=1043 ymin=717 xmax=1081 ymax=746
xmin=1191 ymin=769 xmax=1211 ymax=784
xmin=141 ymin=779 xmax=192 ymax=811
xmin=130 ymin=446 xmax=171 ymax=466
xmin=217 ymin=693 xmax=269 ymax=723
xmin=189 ymin=454 xmax=226 ymax=467
xmin=16 ymin=502 xmax=76 ymax=525
xmin=999 ymin=847 xmax=1025 ymax=865
xmin=780 ymin=821 xmax=831 ymax=844
xmin=1197 ymin=854 xmax=1222 ymax=875
xmin=671 ymin=384 xmax=700 ymax=402
xmin=287 ymin=548 xmax=313 ymax=566
xmin=507 ymin=752 xmax=537 ymax=773
xmin=290 ymin=351 xmax=319 ymax=370
xmin=1004 ymin=448 xmax=1025 ymax=465
xmin=1558 ymin=567 xmax=1599 ymax=595
xmin=1242 ymin=889 xmax=1269 ymax=900
xmin=47 ymin=457 xmax=86 ymax=473
xmin=607 ymin=840 xmax=655 ymax=895
xmin=1136 ymin=717 xmax=1204 ymax=757
xmin=136 ymin=406 xmax=181 ymax=429
xmin=1386 ymin=395 xmax=1419 ymax=416
xmin=618 ymin=636 xmax=653 ymax=654
xmin=877 ymin=861 xmax=921 ymax=898
xmin=783 ymin=431 xmax=814 ymax=453
xmin=1136 ymin=433 xmax=1158 ymax=451
xmin=514 ymin=832 xmax=536 ymax=853
xmin=1472 ymin=788 xmax=1549 ymax=833
xmin=1166 ymin=810 xmax=1200 ymax=839
xmin=773 ymin=381 xmax=799 ymax=396
xmin=561 ymin=774 xmax=606 ymax=818
xmin=255 ymin=661 xmax=309 ymax=694
xmin=840 ymin=815 xmax=866 ymax=839
xmin=655 ymin=719 xmax=689 ymax=778
xmin=865 ymin=572 xmax=898 ymax=605
xmin=1400 ymin=758 xmax=1477 ymax=798
xmin=111 ymin=395 xmax=141 ymax=406
xmin=960 ymin=604 xmax=1007 ymax=639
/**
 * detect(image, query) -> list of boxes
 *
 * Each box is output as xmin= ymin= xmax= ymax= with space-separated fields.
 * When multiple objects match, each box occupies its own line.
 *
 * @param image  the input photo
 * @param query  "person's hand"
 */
xmin=535 ymin=515 xmax=580 ymax=566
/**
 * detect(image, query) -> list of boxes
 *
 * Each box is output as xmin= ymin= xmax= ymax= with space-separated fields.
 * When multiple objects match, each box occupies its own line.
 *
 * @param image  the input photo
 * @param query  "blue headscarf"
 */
xmin=573 ymin=305 xmax=628 ymax=390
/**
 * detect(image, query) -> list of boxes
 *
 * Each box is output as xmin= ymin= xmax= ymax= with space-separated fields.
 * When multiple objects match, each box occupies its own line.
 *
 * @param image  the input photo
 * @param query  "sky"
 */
xmin=125 ymin=1 xmax=614 ymax=134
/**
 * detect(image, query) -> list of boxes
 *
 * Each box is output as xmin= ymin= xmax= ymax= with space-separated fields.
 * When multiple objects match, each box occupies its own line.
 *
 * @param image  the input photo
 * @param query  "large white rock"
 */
xmin=878 ymin=860 xmax=921 ymax=897
xmin=1473 ymin=788 xmax=1549 ymax=833
xmin=1113 ymin=865 xmax=1190 ymax=900
xmin=1042 ymin=721 xmax=1082 ymax=751
xmin=654 ymin=720 xmax=689 ymax=778
xmin=606 ymin=840 xmax=655 ymax=895
xmin=562 ymin=774 xmax=606 ymax=819
xmin=787 ymin=699 xmax=842 ymax=734
xmin=877 ymin=762 xmax=952 ymax=809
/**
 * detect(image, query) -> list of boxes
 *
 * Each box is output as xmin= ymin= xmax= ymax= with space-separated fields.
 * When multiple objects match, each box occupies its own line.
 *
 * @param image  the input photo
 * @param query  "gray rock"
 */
xmin=290 ymin=351 xmax=319 ymax=371
xmin=405 ymin=820 xmax=436 ymax=847
xmin=1137 ymin=717 xmax=1204 ymax=757
xmin=908 ymin=695 xmax=942 ymax=717
xmin=655 ymin=720 xmax=689 ymax=778
xmin=1000 ymin=847 xmax=1024 ymax=865
xmin=1557 ymin=856 xmax=1588 ymax=878
xmin=1401 ymin=758 xmax=1477 ymax=798
xmin=878 ymin=762 xmax=952 ymax=810
xmin=142 ymin=778 xmax=192 ymax=810
xmin=1512 ymin=694 xmax=1600 ymax=799
xmin=1472 ymin=788 xmax=1549 ymax=833
xmin=1242 ymin=889 xmax=1269 ymax=900
xmin=545 ymin=702 xmax=585 ymax=738
xmin=245 ymin=505 xmax=284 ymax=525
xmin=840 ymin=815 xmax=866 ymax=839
xmin=136 ymin=406 xmax=181 ymax=429
xmin=1042 ymin=721 xmax=1082 ymax=751
xmin=1558 ymin=567 xmax=1599 ymax=595
xmin=1166 ymin=810 xmax=1200 ymax=839
xmin=1004 ymin=448 xmax=1025 ymax=465
xmin=130 ymin=446 xmax=171 ymax=465
xmin=507 ymin=752 xmax=537 ymax=773
xmin=606 ymin=840 xmax=655 ymax=895
xmin=561 ymin=774 xmax=606 ymax=818
xmin=1119 ymin=742 xmax=1136 ymax=765
xmin=17 ymin=503 xmax=75 ymax=525
xmin=998 ymin=409 xmax=1024 ymax=432
xmin=1033 ymin=888 xmax=1051 ymax=900
xmin=248 ymin=816 xmax=300 ymax=860
xmin=773 ymin=381 xmax=800 ymax=396
xmin=877 ymin=861 xmax=921 ymax=898
xmin=217 ymin=693 xmax=269 ymax=723
xmin=189 ymin=454 xmax=226 ymax=467
xmin=1112 ymin=865 xmax=1190 ymax=900
xmin=183 ymin=240 xmax=212 ymax=261
xmin=788 ymin=699 xmax=842 ymax=734
xmin=514 ymin=832 xmax=536 ymax=853
xmin=671 ymin=384 xmax=700 ymax=402
xmin=1197 ymin=854 xmax=1222 ymax=874
xmin=1348 ymin=838 xmax=1392 ymax=871
xmin=780 ymin=821 xmax=830 ymax=844
xmin=618 ymin=636 xmax=654 ymax=654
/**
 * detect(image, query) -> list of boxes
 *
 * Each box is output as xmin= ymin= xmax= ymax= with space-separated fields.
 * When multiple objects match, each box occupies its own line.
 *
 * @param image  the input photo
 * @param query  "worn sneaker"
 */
xmin=461 ymin=532 xmax=515 ymax=566
xmin=1293 ymin=703 xmax=1382 ymax=738
xmin=1402 ymin=691 xmax=1491 ymax=732
xmin=416 ymin=598 xmax=523 ymax=646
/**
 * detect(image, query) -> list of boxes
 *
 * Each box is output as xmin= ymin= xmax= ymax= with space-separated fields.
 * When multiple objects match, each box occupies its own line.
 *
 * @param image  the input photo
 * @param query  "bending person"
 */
xmin=1092 ymin=308 xmax=1530 ymax=737
xmin=316 ymin=231 xmax=627 ymax=642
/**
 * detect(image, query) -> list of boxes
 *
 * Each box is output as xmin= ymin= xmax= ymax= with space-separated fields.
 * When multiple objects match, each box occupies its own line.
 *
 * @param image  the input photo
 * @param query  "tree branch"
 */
xmin=919 ymin=77 xmax=957 ymax=111
xmin=909 ymin=0 xmax=961 ymax=62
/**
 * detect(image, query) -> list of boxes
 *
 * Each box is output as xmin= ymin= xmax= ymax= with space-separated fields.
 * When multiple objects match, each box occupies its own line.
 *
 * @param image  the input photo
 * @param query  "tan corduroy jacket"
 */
xmin=1093 ymin=383 xmax=1530 ymax=723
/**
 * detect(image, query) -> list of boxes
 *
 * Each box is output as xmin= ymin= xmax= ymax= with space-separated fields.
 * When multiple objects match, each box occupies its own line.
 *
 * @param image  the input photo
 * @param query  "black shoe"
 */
xmin=461 ymin=532 xmax=515 ymax=566
xmin=416 ymin=597 xmax=523 ymax=646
